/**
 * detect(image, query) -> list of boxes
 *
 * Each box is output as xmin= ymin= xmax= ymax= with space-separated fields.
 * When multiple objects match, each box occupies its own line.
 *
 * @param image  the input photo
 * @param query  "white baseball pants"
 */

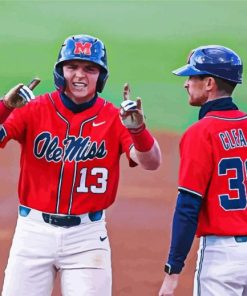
xmin=2 ymin=209 xmax=112 ymax=296
xmin=194 ymin=235 xmax=247 ymax=296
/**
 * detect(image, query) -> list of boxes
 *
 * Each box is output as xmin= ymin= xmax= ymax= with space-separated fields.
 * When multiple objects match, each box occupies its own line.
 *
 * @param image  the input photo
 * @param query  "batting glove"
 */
xmin=119 ymin=83 xmax=145 ymax=133
xmin=2 ymin=78 xmax=40 ymax=109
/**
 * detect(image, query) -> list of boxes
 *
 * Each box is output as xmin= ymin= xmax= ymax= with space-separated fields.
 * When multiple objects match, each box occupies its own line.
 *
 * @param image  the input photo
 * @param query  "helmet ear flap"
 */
xmin=97 ymin=70 xmax=109 ymax=93
xmin=54 ymin=64 xmax=66 ymax=92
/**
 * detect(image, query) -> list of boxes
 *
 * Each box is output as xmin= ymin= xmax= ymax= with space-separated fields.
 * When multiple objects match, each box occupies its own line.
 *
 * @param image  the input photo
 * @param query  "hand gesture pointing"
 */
xmin=2 ymin=78 xmax=41 ymax=109
xmin=119 ymin=83 xmax=145 ymax=131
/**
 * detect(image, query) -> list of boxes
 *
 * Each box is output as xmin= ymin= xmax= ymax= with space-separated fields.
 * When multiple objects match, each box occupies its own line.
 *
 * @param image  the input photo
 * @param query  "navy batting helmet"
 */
xmin=173 ymin=45 xmax=243 ymax=84
xmin=54 ymin=34 xmax=108 ymax=93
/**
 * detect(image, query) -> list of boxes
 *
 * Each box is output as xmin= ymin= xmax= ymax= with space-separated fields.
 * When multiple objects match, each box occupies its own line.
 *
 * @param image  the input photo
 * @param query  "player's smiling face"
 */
xmin=63 ymin=60 xmax=100 ymax=104
xmin=184 ymin=76 xmax=209 ymax=106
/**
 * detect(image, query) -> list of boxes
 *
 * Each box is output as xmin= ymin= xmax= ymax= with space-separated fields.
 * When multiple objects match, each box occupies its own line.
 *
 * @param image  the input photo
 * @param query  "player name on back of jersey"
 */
xmin=219 ymin=128 xmax=247 ymax=150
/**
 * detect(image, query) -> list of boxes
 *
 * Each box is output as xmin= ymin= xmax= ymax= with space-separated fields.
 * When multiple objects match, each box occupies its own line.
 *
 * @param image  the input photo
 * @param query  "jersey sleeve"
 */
xmin=178 ymin=124 xmax=213 ymax=197
xmin=0 ymin=104 xmax=29 ymax=148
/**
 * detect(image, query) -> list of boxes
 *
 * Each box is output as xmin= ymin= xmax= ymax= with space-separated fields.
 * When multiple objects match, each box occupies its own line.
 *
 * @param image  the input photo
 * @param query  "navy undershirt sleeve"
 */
xmin=167 ymin=190 xmax=203 ymax=273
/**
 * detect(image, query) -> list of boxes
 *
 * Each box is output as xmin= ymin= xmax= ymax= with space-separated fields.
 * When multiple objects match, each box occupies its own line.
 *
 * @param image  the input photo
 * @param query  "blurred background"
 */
xmin=1 ymin=0 xmax=247 ymax=132
xmin=0 ymin=1 xmax=247 ymax=295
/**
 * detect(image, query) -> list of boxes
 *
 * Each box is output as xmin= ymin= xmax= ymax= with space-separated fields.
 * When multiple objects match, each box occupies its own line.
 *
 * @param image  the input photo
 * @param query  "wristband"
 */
xmin=128 ymin=123 xmax=146 ymax=134
xmin=130 ymin=125 xmax=154 ymax=152
xmin=164 ymin=263 xmax=182 ymax=275
xmin=2 ymin=98 xmax=14 ymax=110
xmin=0 ymin=100 xmax=13 ymax=124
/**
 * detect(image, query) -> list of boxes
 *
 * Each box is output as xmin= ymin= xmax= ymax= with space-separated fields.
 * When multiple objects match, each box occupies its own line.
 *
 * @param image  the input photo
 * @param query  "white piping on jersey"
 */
xmin=68 ymin=161 xmax=78 ymax=215
xmin=204 ymin=115 xmax=247 ymax=121
xmin=178 ymin=186 xmax=203 ymax=198
xmin=48 ymin=96 xmax=109 ymax=214
xmin=67 ymin=98 xmax=107 ymax=214
xmin=48 ymin=94 xmax=71 ymax=214
xmin=67 ymin=115 xmax=97 ymax=215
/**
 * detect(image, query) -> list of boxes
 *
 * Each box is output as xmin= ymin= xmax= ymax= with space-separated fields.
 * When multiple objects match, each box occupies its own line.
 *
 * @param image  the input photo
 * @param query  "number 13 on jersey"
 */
xmin=77 ymin=167 xmax=108 ymax=194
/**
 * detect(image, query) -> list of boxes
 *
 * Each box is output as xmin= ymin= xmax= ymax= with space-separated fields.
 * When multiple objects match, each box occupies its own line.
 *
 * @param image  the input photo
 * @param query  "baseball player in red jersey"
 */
xmin=0 ymin=34 xmax=161 ymax=296
xmin=159 ymin=45 xmax=247 ymax=296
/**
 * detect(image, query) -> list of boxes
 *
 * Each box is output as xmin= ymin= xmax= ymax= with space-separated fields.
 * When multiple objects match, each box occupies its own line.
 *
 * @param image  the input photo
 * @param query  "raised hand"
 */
xmin=2 ymin=78 xmax=41 ymax=109
xmin=119 ymin=83 xmax=145 ymax=131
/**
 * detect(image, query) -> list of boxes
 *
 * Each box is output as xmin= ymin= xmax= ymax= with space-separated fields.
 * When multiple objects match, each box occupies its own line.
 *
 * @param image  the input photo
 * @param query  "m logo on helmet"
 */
xmin=54 ymin=35 xmax=108 ymax=93
xmin=74 ymin=42 xmax=92 ymax=55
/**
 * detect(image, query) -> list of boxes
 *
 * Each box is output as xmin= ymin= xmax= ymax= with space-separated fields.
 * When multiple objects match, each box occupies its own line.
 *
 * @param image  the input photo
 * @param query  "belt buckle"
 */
xmin=44 ymin=214 xmax=81 ymax=227
xmin=50 ymin=215 xmax=63 ymax=226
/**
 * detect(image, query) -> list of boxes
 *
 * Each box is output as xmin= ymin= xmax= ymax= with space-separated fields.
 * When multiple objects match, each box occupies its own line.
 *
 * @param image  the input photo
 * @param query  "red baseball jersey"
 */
xmin=0 ymin=91 xmax=135 ymax=214
xmin=179 ymin=109 xmax=247 ymax=236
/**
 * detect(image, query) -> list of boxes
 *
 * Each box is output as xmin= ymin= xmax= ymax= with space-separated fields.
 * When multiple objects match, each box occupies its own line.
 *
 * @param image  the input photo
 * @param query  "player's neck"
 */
xmin=60 ymin=92 xmax=97 ymax=113
xmin=205 ymin=90 xmax=232 ymax=103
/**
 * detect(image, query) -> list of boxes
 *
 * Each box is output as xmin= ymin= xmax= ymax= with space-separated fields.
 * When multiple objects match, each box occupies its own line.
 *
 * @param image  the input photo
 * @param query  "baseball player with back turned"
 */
xmin=159 ymin=45 xmax=247 ymax=296
xmin=0 ymin=34 xmax=161 ymax=296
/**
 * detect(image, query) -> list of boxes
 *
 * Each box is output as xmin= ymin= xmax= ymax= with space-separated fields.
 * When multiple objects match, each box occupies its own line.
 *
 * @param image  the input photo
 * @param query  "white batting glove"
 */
xmin=119 ymin=83 xmax=145 ymax=131
xmin=2 ymin=78 xmax=40 ymax=109
xmin=18 ymin=85 xmax=35 ymax=102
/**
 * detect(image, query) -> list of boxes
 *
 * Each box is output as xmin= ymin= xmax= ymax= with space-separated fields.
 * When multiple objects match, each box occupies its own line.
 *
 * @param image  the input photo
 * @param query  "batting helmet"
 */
xmin=173 ymin=45 xmax=243 ymax=84
xmin=54 ymin=34 xmax=108 ymax=93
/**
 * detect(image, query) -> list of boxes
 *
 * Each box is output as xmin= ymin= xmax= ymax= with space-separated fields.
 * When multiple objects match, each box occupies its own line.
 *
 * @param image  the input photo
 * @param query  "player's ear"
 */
xmin=205 ymin=76 xmax=215 ymax=91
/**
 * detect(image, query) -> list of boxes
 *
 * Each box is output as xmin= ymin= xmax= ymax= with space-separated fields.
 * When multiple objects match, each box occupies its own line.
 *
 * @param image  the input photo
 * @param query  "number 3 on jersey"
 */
xmin=218 ymin=157 xmax=247 ymax=210
xmin=77 ymin=167 xmax=108 ymax=194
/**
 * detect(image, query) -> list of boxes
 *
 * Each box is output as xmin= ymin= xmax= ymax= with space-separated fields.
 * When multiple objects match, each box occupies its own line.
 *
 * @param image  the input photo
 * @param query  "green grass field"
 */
xmin=1 ymin=0 xmax=247 ymax=132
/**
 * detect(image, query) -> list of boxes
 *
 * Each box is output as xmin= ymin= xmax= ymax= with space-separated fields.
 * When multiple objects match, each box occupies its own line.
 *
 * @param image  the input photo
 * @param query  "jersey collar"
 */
xmin=60 ymin=92 xmax=98 ymax=113
xmin=199 ymin=97 xmax=238 ymax=120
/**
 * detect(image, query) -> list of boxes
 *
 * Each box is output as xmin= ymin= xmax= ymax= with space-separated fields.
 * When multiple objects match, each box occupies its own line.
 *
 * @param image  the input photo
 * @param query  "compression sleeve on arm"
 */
xmin=167 ymin=190 xmax=202 ymax=274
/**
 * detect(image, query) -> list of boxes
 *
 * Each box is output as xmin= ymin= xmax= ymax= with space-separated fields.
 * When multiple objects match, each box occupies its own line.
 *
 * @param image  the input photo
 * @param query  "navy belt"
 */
xmin=19 ymin=205 xmax=103 ymax=227
xmin=234 ymin=236 xmax=247 ymax=243
xmin=42 ymin=213 xmax=81 ymax=227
